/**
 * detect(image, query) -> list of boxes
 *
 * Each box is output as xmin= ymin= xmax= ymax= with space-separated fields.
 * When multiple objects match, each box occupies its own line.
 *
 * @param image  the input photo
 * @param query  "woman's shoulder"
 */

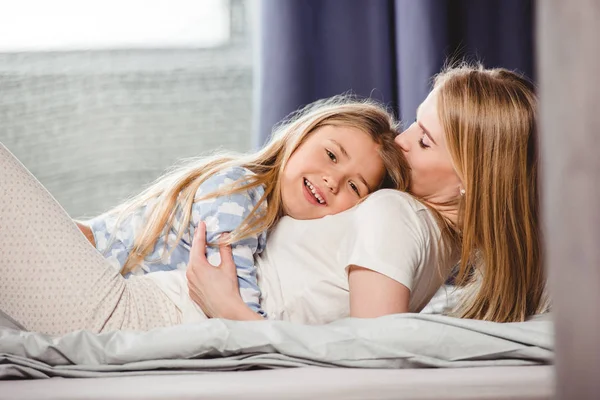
xmin=359 ymin=189 xmax=428 ymax=214
xmin=354 ymin=189 xmax=437 ymax=235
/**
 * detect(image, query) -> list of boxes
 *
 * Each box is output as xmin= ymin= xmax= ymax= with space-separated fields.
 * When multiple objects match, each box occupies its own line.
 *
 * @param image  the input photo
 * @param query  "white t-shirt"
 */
xmin=257 ymin=189 xmax=454 ymax=324
xmin=147 ymin=189 xmax=455 ymax=325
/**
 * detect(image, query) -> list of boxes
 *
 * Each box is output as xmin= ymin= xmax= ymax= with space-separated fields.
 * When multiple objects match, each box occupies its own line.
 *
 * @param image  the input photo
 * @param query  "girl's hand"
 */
xmin=186 ymin=222 xmax=262 ymax=320
xmin=75 ymin=221 xmax=96 ymax=246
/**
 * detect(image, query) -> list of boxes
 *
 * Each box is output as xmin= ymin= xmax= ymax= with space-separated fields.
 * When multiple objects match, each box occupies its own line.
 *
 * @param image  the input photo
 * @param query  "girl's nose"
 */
xmin=323 ymin=175 xmax=339 ymax=194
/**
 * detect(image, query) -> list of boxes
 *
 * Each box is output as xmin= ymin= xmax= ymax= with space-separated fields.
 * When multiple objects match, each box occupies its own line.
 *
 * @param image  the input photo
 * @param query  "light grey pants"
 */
xmin=0 ymin=144 xmax=181 ymax=335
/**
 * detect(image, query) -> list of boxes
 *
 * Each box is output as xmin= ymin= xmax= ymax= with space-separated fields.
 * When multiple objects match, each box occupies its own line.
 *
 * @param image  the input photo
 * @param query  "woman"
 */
xmin=186 ymin=64 xmax=549 ymax=324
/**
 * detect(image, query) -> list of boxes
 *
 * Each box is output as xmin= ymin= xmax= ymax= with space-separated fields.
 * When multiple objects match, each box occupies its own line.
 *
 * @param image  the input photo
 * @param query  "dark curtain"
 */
xmin=254 ymin=0 xmax=534 ymax=147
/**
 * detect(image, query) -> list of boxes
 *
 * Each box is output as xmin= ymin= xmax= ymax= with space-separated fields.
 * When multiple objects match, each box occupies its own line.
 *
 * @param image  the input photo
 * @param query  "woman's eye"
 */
xmin=418 ymin=135 xmax=430 ymax=149
xmin=326 ymin=149 xmax=337 ymax=162
xmin=349 ymin=182 xmax=360 ymax=196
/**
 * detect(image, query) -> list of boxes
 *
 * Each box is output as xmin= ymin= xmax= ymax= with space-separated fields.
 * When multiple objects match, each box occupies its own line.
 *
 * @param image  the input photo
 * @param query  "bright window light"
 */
xmin=0 ymin=0 xmax=230 ymax=51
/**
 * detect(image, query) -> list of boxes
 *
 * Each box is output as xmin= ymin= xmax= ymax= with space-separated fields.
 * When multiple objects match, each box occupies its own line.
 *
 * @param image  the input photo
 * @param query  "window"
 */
xmin=0 ymin=0 xmax=231 ymax=51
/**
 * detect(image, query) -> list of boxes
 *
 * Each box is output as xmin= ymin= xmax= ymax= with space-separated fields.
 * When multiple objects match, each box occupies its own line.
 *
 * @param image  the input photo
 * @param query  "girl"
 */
xmin=0 ymin=96 xmax=409 ymax=335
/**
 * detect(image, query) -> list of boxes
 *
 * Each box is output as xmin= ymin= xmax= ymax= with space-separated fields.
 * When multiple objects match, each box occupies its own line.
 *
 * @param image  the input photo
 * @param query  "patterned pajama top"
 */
xmin=86 ymin=166 xmax=268 ymax=317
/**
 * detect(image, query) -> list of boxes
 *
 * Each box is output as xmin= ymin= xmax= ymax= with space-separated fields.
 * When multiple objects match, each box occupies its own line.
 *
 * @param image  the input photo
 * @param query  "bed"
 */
xmin=0 ymin=287 xmax=555 ymax=399
xmin=1 ymin=365 xmax=553 ymax=400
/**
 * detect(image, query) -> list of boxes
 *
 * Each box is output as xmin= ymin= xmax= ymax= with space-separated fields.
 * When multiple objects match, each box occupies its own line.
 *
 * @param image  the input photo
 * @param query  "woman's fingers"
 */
xmin=190 ymin=221 xmax=208 ymax=265
xmin=189 ymin=223 xmax=235 ymax=278
xmin=195 ymin=221 xmax=207 ymax=247
xmin=187 ymin=221 xmax=208 ymax=287
xmin=185 ymin=226 xmax=243 ymax=319
xmin=218 ymin=233 xmax=237 ymax=279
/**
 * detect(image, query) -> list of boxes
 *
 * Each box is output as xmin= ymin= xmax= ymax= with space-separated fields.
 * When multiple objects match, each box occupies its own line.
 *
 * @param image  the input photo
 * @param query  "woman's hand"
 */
xmin=186 ymin=222 xmax=263 ymax=321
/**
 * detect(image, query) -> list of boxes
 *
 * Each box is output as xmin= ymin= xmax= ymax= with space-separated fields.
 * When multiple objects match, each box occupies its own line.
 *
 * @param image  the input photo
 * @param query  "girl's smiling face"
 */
xmin=280 ymin=124 xmax=385 ymax=220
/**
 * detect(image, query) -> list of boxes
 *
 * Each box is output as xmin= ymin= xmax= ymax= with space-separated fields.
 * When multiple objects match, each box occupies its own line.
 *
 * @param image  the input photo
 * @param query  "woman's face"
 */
xmin=281 ymin=124 xmax=385 ymax=220
xmin=395 ymin=89 xmax=462 ymax=203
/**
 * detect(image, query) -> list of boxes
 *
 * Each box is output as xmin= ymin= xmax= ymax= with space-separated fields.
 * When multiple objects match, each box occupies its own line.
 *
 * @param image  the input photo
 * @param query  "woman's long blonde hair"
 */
xmin=432 ymin=64 xmax=546 ymax=323
xmin=107 ymin=95 xmax=409 ymax=275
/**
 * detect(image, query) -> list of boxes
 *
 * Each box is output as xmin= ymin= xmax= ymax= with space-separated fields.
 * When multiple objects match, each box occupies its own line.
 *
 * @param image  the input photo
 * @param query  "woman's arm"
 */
xmin=348 ymin=265 xmax=410 ymax=317
xmin=186 ymin=221 xmax=264 ymax=321
xmin=220 ymin=301 xmax=265 ymax=321
xmin=344 ymin=190 xmax=434 ymax=318
xmin=189 ymin=252 xmax=412 ymax=320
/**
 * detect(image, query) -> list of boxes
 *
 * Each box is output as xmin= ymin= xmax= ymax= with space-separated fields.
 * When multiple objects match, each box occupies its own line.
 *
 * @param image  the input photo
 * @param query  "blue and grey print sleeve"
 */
xmin=189 ymin=167 xmax=268 ymax=317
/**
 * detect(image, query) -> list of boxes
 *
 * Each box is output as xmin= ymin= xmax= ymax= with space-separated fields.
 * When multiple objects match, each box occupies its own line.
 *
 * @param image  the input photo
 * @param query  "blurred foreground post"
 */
xmin=537 ymin=1 xmax=600 ymax=398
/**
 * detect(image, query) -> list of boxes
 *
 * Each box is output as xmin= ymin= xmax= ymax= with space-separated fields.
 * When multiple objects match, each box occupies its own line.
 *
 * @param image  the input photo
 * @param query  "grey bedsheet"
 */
xmin=0 ymin=311 xmax=553 ymax=379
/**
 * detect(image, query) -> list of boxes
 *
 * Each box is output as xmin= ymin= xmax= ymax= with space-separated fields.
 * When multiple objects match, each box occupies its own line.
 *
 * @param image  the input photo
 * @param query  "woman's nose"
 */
xmin=394 ymin=132 xmax=410 ymax=152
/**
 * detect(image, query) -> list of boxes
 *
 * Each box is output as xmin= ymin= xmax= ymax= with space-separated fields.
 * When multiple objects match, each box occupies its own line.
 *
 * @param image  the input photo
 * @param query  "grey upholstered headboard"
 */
xmin=0 ymin=49 xmax=253 ymax=219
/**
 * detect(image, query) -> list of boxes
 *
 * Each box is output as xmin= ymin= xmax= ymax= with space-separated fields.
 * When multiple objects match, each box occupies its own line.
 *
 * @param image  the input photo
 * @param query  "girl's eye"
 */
xmin=349 ymin=182 xmax=360 ymax=196
xmin=326 ymin=149 xmax=337 ymax=162
xmin=418 ymin=135 xmax=430 ymax=149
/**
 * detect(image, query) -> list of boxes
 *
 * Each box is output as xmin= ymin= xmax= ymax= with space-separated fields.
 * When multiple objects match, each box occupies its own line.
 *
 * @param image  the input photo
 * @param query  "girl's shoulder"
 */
xmin=195 ymin=165 xmax=265 ymax=203
xmin=199 ymin=166 xmax=263 ymax=192
xmin=210 ymin=165 xmax=258 ymax=184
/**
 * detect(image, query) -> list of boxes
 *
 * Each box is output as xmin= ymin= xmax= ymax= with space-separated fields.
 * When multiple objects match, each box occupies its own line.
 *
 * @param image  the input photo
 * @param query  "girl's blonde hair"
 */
xmin=431 ymin=64 xmax=546 ymax=323
xmin=109 ymin=95 xmax=409 ymax=275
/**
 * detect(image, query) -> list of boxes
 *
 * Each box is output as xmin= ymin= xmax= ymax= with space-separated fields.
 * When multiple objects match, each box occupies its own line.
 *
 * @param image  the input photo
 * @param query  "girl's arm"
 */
xmin=75 ymin=211 xmax=132 ymax=269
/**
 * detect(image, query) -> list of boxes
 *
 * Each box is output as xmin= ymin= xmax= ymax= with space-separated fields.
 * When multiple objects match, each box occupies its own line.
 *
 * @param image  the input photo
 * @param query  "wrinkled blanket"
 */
xmin=0 ymin=311 xmax=553 ymax=379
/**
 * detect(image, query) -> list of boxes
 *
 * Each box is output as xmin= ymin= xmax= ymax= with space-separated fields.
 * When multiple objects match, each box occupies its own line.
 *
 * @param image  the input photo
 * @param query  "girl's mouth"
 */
xmin=303 ymin=178 xmax=326 ymax=205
